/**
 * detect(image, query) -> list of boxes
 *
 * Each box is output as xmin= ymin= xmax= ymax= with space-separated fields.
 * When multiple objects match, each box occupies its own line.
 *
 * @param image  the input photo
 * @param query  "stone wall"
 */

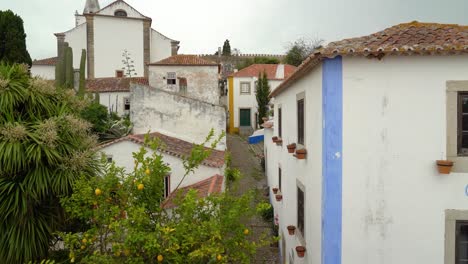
xmin=130 ymin=84 xmax=226 ymax=150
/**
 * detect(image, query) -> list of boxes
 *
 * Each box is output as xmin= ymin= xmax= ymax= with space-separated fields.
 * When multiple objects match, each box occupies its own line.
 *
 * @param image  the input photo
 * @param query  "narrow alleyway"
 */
xmin=227 ymin=134 xmax=280 ymax=263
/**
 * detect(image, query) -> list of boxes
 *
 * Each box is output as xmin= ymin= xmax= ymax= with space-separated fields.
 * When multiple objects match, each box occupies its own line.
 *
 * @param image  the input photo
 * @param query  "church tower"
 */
xmin=83 ymin=0 xmax=100 ymax=14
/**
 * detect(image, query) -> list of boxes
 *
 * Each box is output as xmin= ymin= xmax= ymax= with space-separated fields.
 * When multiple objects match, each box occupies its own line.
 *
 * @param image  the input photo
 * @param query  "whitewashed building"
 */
xmin=227 ymin=64 xmax=296 ymax=134
xmin=98 ymin=132 xmax=225 ymax=206
xmin=130 ymin=55 xmax=226 ymax=151
xmin=30 ymin=0 xmax=179 ymax=80
xmin=265 ymin=22 xmax=468 ymax=264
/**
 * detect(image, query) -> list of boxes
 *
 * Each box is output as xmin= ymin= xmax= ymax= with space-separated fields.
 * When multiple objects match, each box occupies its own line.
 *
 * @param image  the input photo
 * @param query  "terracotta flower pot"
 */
xmin=276 ymin=138 xmax=283 ymax=146
xmin=287 ymin=225 xmax=296 ymax=235
xmin=272 ymin=187 xmax=279 ymax=194
xmin=287 ymin=143 xmax=296 ymax=153
xmin=272 ymin=136 xmax=278 ymax=143
xmin=436 ymin=160 xmax=454 ymax=174
xmin=295 ymin=148 xmax=307 ymax=159
xmin=275 ymin=194 xmax=282 ymax=202
xmin=296 ymin=246 xmax=306 ymax=258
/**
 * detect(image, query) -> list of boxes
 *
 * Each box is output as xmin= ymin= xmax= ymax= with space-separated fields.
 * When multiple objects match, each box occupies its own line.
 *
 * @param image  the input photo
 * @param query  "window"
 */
xmin=164 ymin=175 xmax=170 ymax=198
xmin=297 ymin=187 xmax=305 ymax=236
xmin=297 ymin=98 xmax=305 ymax=145
xmin=459 ymin=93 xmax=468 ymax=155
xmin=124 ymin=97 xmax=130 ymax=111
xmin=106 ymin=155 xmax=113 ymax=163
xmin=240 ymin=82 xmax=251 ymax=94
xmin=278 ymin=107 xmax=282 ymax=138
xmin=278 ymin=167 xmax=282 ymax=191
xmin=116 ymin=70 xmax=124 ymax=78
xmin=114 ymin=10 xmax=128 ymax=17
xmin=167 ymin=72 xmax=176 ymax=85
xmin=179 ymin=77 xmax=187 ymax=94
xmin=456 ymin=221 xmax=468 ymax=264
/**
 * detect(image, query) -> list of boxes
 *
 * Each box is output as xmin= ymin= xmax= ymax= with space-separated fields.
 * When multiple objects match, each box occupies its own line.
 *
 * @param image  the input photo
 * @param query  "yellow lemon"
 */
xmin=80 ymin=245 xmax=86 ymax=250
xmin=217 ymin=254 xmax=222 ymax=261
xmin=137 ymin=183 xmax=144 ymax=191
xmin=244 ymin=229 xmax=249 ymax=235
xmin=124 ymin=249 xmax=131 ymax=256
xmin=114 ymin=250 xmax=121 ymax=257
xmin=95 ymin=188 xmax=102 ymax=196
xmin=145 ymin=169 xmax=151 ymax=175
xmin=157 ymin=254 xmax=164 ymax=262
xmin=82 ymin=238 xmax=87 ymax=244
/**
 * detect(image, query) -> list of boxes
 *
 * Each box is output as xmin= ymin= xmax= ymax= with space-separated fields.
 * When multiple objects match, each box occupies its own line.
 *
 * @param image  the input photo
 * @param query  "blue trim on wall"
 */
xmin=322 ymin=56 xmax=343 ymax=264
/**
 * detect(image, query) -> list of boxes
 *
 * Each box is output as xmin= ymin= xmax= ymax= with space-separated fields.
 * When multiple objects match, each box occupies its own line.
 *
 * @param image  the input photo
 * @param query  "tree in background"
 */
xmin=222 ymin=39 xmax=231 ymax=56
xmin=255 ymin=71 xmax=271 ymax=126
xmin=236 ymin=56 xmax=280 ymax=70
xmin=284 ymin=38 xmax=323 ymax=66
xmin=0 ymin=10 xmax=32 ymax=65
xmin=0 ymin=64 xmax=100 ymax=263
xmin=78 ymin=49 xmax=87 ymax=97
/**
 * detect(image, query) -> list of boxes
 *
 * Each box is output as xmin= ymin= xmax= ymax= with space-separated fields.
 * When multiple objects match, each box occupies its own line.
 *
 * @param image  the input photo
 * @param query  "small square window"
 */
xmin=297 ymin=98 xmax=305 ymax=145
xmin=116 ymin=70 xmax=124 ymax=78
xmin=167 ymin=72 xmax=176 ymax=85
xmin=240 ymin=82 xmax=251 ymax=94
xmin=297 ymin=186 xmax=305 ymax=236
xmin=106 ymin=155 xmax=113 ymax=163
xmin=458 ymin=92 xmax=468 ymax=155
xmin=124 ymin=97 xmax=130 ymax=111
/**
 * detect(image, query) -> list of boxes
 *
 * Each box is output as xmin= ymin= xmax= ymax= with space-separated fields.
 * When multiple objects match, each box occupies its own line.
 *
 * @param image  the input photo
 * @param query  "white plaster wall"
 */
xmin=131 ymin=84 xmax=226 ymax=150
xmin=75 ymin=15 xmax=86 ymax=26
xmin=266 ymin=65 xmax=323 ymax=263
xmin=94 ymin=16 xmax=144 ymax=78
xmin=150 ymin=30 xmax=173 ymax=63
xmin=341 ymin=55 xmax=468 ymax=264
xmin=233 ymin=77 xmax=282 ymax=128
xmin=149 ymin=65 xmax=219 ymax=105
xmin=64 ymin=23 xmax=87 ymax=71
xmin=97 ymin=2 xmax=146 ymax=18
xmin=99 ymin=140 xmax=222 ymax=191
xmin=99 ymin=92 xmax=130 ymax=116
xmin=30 ymin=65 xmax=55 ymax=80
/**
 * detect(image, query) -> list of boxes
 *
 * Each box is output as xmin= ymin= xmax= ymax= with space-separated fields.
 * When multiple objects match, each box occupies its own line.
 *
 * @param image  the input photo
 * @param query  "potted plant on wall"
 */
xmin=272 ymin=187 xmax=279 ymax=194
xmin=272 ymin=136 xmax=278 ymax=143
xmin=287 ymin=225 xmax=296 ymax=235
xmin=276 ymin=138 xmax=283 ymax=146
xmin=296 ymin=245 xmax=306 ymax=258
xmin=275 ymin=193 xmax=283 ymax=202
xmin=436 ymin=160 xmax=454 ymax=174
xmin=287 ymin=143 xmax=296 ymax=153
xmin=295 ymin=148 xmax=307 ymax=159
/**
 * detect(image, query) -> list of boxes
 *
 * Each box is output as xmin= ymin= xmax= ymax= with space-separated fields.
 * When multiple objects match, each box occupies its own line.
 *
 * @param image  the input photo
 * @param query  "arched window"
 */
xmin=114 ymin=10 xmax=127 ymax=17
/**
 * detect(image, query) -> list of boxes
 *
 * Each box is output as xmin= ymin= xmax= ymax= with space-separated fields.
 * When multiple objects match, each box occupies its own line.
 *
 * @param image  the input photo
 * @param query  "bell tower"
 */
xmin=83 ymin=0 xmax=100 ymax=14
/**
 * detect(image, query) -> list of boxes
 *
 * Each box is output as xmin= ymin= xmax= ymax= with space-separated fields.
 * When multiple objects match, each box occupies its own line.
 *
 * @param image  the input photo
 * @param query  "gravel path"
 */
xmin=227 ymin=134 xmax=280 ymax=264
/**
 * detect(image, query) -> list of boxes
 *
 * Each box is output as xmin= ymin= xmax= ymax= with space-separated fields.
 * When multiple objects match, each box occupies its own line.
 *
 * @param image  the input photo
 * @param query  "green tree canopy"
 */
xmin=222 ymin=39 xmax=231 ymax=56
xmin=0 ymin=10 xmax=32 ymax=65
xmin=0 ymin=64 xmax=100 ymax=262
xmin=284 ymin=38 xmax=323 ymax=66
xmin=255 ymin=71 xmax=271 ymax=126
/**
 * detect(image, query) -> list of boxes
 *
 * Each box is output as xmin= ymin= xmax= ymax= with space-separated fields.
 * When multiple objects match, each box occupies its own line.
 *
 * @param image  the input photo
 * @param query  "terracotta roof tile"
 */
xmin=162 ymin=174 xmax=224 ymax=209
xmin=271 ymin=21 xmax=468 ymax=97
xmin=98 ymin=132 xmax=225 ymax=168
xmin=32 ymin=57 xmax=58 ymax=66
xmin=232 ymin=64 xmax=297 ymax=80
xmin=86 ymin=77 xmax=148 ymax=92
xmin=149 ymin=55 xmax=218 ymax=66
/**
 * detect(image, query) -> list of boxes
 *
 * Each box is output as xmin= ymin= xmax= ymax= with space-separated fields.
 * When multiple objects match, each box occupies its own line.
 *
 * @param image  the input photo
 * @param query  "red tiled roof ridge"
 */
xmin=98 ymin=132 xmax=225 ymax=168
xmin=161 ymin=174 xmax=224 ymax=209
xmin=149 ymin=54 xmax=218 ymax=66
xmin=32 ymin=57 xmax=58 ymax=66
xmin=231 ymin=64 xmax=297 ymax=79
xmin=86 ymin=77 xmax=149 ymax=93
xmin=270 ymin=21 xmax=468 ymax=97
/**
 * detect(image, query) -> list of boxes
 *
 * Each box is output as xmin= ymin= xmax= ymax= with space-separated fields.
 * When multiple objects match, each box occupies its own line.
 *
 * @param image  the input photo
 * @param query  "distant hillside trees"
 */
xmin=284 ymin=38 xmax=323 ymax=66
xmin=0 ymin=10 xmax=32 ymax=65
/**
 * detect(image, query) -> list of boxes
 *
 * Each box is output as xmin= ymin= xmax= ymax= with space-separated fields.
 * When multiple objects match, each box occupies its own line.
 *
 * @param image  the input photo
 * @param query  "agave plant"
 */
xmin=0 ymin=64 xmax=100 ymax=263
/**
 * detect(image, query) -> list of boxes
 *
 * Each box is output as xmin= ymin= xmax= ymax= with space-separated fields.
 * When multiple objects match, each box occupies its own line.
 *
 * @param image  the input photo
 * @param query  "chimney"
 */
xmin=171 ymin=41 xmax=180 ymax=56
xmin=218 ymin=47 xmax=222 ymax=57
xmin=54 ymin=33 xmax=66 ymax=58
xmin=83 ymin=0 xmax=100 ymax=14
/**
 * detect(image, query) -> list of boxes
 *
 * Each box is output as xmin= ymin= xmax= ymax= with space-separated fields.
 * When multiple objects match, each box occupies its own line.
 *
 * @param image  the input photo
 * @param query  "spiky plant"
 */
xmin=0 ymin=64 xmax=100 ymax=263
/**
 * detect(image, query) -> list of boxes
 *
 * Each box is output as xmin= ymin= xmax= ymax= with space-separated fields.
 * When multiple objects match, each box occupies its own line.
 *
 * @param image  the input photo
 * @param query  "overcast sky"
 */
xmin=1 ymin=0 xmax=468 ymax=60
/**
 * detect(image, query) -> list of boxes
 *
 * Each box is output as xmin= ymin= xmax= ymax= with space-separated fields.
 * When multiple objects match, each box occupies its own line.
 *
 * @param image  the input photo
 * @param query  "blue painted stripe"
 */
xmin=322 ymin=56 xmax=343 ymax=264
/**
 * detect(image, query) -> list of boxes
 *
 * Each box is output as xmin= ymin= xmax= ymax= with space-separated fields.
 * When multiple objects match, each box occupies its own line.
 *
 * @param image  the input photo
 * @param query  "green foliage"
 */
xmin=224 ymin=153 xmax=240 ymax=183
xmin=65 ymin=47 xmax=74 ymax=89
xmin=80 ymin=102 xmax=109 ymax=134
xmin=284 ymin=38 xmax=323 ymax=66
xmin=55 ymin=42 xmax=68 ymax=87
xmin=0 ymin=10 xmax=32 ymax=65
xmin=78 ymin=49 xmax=86 ymax=97
xmin=236 ymin=57 xmax=280 ymax=70
xmin=0 ymin=63 xmax=100 ymax=263
xmin=58 ymin=130 xmax=272 ymax=263
xmin=222 ymin=39 xmax=231 ymax=56
xmin=255 ymin=72 xmax=271 ymax=126
xmin=256 ymin=202 xmax=273 ymax=222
